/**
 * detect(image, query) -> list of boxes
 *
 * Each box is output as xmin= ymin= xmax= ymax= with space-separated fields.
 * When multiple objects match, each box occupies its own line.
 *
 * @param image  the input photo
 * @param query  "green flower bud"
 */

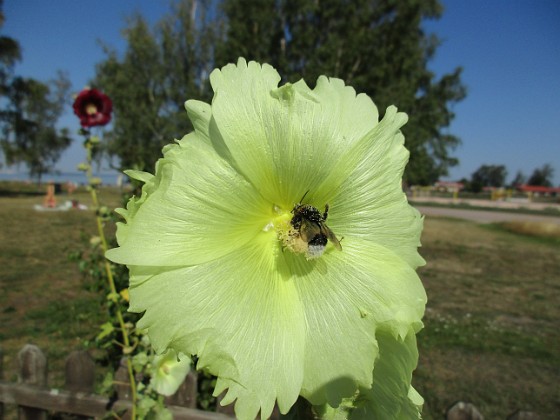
xmin=77 ymin=162 xmax=90 ymax=172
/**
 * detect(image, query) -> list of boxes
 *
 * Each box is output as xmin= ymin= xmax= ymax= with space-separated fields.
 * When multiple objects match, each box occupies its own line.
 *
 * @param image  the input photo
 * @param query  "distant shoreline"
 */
xmin=0 ymin=171 xmax=124 ymax=186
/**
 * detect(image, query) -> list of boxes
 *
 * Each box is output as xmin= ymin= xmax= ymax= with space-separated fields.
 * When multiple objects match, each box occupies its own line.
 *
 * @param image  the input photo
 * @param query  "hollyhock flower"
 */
xmin=106 ymin=58 xmax=426 ymax=419
xmin=72 ymin=88 xmax=112 ymax=127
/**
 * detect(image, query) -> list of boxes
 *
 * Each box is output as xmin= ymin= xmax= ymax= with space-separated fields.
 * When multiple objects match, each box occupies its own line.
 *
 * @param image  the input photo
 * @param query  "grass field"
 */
xmin=415 ymin=217 xmax=559 ymax=419
xmin=1 ymin=184 xmax=559 ymax=418
xmin=0 ymin=185 xmax=123 ymax=387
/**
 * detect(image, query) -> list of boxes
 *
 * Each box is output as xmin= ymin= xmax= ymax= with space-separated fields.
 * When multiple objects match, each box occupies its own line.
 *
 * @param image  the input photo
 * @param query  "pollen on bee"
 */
xmin=276 ymin=224 xmax=325 ymax=260
xmin=275 ymin=218 xmax=307 ymax=255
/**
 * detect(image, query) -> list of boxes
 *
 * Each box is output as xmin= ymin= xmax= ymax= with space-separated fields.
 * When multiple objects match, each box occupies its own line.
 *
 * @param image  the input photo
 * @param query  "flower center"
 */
xmin=85 ymin=103 xmax=98 ymax=115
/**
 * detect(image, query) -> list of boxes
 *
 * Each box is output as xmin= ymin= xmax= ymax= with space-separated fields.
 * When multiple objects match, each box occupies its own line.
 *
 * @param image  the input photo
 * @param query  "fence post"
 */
xmin=65 ymin=350 xmax=95 ymax=393
xmin=18 ymin=344 xmax=48 ymax=420
xmin=446 ymin=401 xmax=484 ymax=420
xmin=114 ymin=357 xmax=132 ymax=401
xmin=64 ymin=350 xmax=96 ymax=420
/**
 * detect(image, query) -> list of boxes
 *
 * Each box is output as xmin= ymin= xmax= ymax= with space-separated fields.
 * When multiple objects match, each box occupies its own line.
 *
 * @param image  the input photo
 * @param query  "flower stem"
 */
xmin=84 ymin=138 xmax=137 ymax=419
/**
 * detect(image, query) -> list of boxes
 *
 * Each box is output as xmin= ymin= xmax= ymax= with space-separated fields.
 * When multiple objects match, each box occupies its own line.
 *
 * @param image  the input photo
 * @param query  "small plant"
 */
xmin=73 ymin=88 xmax=190 ymax=419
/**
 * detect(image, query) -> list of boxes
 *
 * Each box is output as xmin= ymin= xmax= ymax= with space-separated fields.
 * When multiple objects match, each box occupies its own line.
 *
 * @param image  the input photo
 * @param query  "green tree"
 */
xmin=216 ymin=0 xmax=466 ymax=185
xmin=0 ymin=1 xmax=20 ymax=76
xmin=94 ymin=0 xmax=217 ymax=172
xmin=0 ymin=29 xmax=20 ymax=90
xmin=510 ymin=170 xmax=526 ymax=187
xmin=0 ymin=2 xmax=20 ymax=168
xmin=1 ymin=74 xmax=72 ymax=183
xmin=527 ymin=164 xmax=554 ymax=187
xmin=0 ymin=3 xmax=72 ymax=181
xmin=469 ymin=164 xmax=508 ymax=192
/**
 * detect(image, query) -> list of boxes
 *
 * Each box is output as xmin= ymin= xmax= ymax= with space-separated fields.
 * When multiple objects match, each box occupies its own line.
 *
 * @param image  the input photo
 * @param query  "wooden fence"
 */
xmin=0 ymin=345 xmax=541 ymax=419
xmin=0 ymin=344 xmax=235 ymax=419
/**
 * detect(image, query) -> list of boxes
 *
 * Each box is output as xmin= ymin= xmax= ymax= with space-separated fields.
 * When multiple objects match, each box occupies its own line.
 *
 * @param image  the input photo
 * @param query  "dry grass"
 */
xmin=416 ymin=217 xmax=560 ymax=419
xmin=497 ymin=220 xmax=560 ymax=240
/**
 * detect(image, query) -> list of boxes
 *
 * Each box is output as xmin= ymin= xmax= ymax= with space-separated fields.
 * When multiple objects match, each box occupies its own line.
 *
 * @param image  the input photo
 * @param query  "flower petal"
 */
xmin=350 ymin=329 xmax=423 ymax=419
xmin=126 ymin=232 xmax=424 ymax=419
xmin=127 ymin=233 xmax=306 ymax=420
xmin=322 ymin=106 xmax=425 ymax=269
xmin=72 ymin=88 xmax=112 ymax=127
xmin=209 ymin=58 xmax=379 ymax=207
xmin=185 ymin=99 xmax=212 ymax=143
xmin=283 ymin=237 xmax=425 ymax=407
xmin=150 ymin=350 xmax=191 ymax=396
xmin=106 ymin=133 xmax=271 ymax=267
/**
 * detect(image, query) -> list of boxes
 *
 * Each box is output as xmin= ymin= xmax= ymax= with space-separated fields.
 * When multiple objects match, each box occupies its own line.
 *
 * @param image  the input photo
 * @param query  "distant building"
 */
xmin=434 ymin=181 xmax=464 ymax=192
xmin=516 ymin=184 xmax=560 ymax=197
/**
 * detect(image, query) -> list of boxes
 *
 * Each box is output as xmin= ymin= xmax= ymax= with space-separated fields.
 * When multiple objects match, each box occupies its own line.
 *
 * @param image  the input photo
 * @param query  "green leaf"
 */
xmin=97 ymin=322 xmax=115 ymax=340
xmin=132 ymin=351 xmax=149 ymax=372
xmin=124 ymin=169 xmax=154 ymax=184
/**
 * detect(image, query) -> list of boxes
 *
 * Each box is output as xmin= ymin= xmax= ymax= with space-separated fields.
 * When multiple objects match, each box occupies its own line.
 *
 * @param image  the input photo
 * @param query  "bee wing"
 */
xmin=300 ymin=219 xmax=322 ymax=243
xmin=321 ymin=224 xmax=342 ymax=251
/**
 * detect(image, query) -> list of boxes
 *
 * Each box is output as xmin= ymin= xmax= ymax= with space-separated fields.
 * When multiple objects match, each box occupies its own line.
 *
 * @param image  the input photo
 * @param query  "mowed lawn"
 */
xmin=0 ymin=185 xmax=123 ymax=387
xmin=1 ymin=185 xmax=558 ymax=418
xmin=416 ymin=217 xmax=559 ymax=419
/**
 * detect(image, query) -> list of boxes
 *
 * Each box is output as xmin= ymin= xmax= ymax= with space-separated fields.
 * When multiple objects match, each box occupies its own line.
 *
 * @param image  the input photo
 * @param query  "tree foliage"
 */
xmin=94 ymin=0 xmax=465 ymax=184
xmin=94 ymin=1 xmax=217 ymax=171
xmin=0 ymin=1 xmax=20 ymax=85
xmin=469 ymin=164 xmax=507 ymax=192
xmin=527 ymin=163 xmax=554 ymax=187
xmin=510 ymin=170 xmax=526 ymax=188
xmin=1 ymin=74 xmax=72 ymax=182
xmin=0 ymin=4 xmax=72 ymax=181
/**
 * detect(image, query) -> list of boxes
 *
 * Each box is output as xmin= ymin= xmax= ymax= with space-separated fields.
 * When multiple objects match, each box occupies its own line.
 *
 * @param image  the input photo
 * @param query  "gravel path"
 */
xmin=414 ymin=206 xmax=560 ymax=225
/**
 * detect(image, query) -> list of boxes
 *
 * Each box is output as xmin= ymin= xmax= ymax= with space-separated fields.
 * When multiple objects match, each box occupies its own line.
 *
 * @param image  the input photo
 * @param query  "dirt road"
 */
xmin=415 ymin=205 xmax=560 ymax=225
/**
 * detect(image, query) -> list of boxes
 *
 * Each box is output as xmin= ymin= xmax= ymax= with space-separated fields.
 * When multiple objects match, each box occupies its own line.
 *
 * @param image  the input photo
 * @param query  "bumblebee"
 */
xmin=291 ymin=192 xmax=342 ymax=258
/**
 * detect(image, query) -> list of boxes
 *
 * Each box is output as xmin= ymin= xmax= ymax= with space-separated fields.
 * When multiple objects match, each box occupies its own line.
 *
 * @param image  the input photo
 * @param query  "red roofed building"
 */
xmin=516 ymin=184 xmax=560 ymax=196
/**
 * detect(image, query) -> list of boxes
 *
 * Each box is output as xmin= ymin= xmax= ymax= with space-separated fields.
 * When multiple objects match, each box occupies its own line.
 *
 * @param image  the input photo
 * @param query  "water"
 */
xmin=0 ymin=171 xmax=125 ymax=186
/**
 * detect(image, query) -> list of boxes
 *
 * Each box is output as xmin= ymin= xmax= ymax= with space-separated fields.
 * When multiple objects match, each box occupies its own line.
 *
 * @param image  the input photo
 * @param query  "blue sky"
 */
xmin=3 ymin=0 xmax=560 ymax=185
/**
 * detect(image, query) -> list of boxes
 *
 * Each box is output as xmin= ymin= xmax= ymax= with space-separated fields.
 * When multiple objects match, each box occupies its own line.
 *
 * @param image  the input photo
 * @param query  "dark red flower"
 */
xmin=73 ymin=88 xmax=113 ymax=127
